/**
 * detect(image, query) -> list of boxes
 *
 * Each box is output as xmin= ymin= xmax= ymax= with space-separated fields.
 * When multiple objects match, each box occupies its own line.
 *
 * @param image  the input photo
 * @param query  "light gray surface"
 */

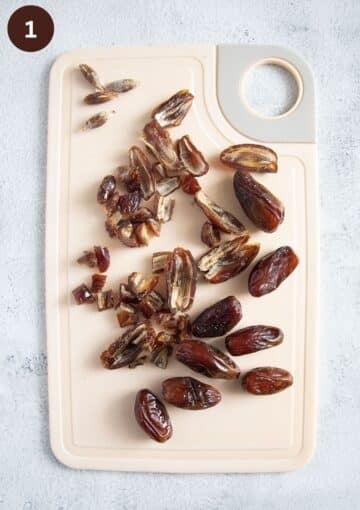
xmin=1 ymin=0 xmax=359 ymax=508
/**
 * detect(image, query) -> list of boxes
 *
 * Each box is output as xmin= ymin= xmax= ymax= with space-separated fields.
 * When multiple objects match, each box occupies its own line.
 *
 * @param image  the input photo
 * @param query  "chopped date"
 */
xmin=162 ymin=376 xmax=221 ymax=410
xmin=248 ymin=246 xmax=299 ymax=297
xmin=139 ymin=290 xmax=165 ymax=318
xmin=220 ymin=144 xmax=278 ymax=173
xmin=226 ymin=325 xmax=283 ymax=356
xmin=191 ymin=296 xmax=242 ymax=338
xmin=77 ymin=250 xmax=97 ymax=268
xmin=153 ymin=193 xmax=175 ymax=223
xmin=156 ymin=176 xmax=180 ymax=196
xmin=151 ymin=344 xmax=173 ymax=369
xmin=134 ymin=389 xmax=173 ymax=442
xmin=117 ymin=303 xmax=138 ymax=327
xmin=97 ymin=175 xmax=116 ymax=204
xmin=200 ymin=221 xmax=221 ymax=248
xmin=233 ymin=170 xmax=284 ymax=232
xmin=176 ymin=339 xmax=240 ymax=380
xmin=195 ymin=190 xmax=248 ymax=235
xmin=96 ymin=290 xmax=115 ymax=311
xmin=152 ymin=251 xmax=171 ymax=273
xmin=72 ymin=284 xmax=95 ymax=304
xmin=180 ymin=174 xmax=201 ymax=194
xmin=91 ymin=273 xmax=107 ymax=293
xmin=118 ymin=283 xmax=138 ymax=305
xmin=94 ymin=246 xmax=110 ymax=272
xmin=129 ymin=146 xmax=155 ymax=200
xmin=152 ymin=89 xmax=194 ymax=128
xmin=242 ymin=367 xmax=293 ymax=395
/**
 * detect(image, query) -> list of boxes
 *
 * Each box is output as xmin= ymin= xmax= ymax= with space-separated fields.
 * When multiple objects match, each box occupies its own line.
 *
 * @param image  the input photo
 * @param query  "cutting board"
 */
xmin=46 ymin=44 xmax=318 ymax=472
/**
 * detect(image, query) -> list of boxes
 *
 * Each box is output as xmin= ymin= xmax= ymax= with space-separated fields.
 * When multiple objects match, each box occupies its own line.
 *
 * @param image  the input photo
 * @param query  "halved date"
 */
xmin=156 ymin=176 xmax=180 ymax=196
xmin=166 ymin=247 xmax=197 ymax=312
xmin=192 ymin=296 xmax=242 ymax=338
xmin=162 ymin=377 xmax=221 ymax=410
xmin=221 ymin=144 xmax=278 ymax=173
xmin=177 ymin=135 xmax=209 ymax=176
xmin=176 ymin=339 xmax=240 ymax=380
xmin=248 ymin=246 xmax=299 ymax=297
xmin=129 ymin=146 xmax=155 ymax=200
xmin=153 ymin=193 xmax=175 ymax=223
xmin=143 ymin=120 xmax=178 ymax=170
xmin=84 ymin=90 xmax=117 ymax=104
xmin=197 ymin=238 xmax=259 ymax=284
xmin=152 ymin=89 xmax=194 ymax=128
xmin=226 ymin=325 xmax=283 ymax=356
xmin=242 ymin=367 xmax=293 ymax=395
xmin=134 ymin=389 xmax=172 ymax=442
xmin=233 ymin=170 xmax=284 ymax=232
xmin=195 ymin=190 xmax=248 ymax=235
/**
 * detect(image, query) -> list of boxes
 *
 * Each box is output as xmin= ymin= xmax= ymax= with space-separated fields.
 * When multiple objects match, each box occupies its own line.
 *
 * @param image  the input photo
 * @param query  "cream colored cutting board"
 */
xmin=46 ymin=44 xmax=318 ymax=472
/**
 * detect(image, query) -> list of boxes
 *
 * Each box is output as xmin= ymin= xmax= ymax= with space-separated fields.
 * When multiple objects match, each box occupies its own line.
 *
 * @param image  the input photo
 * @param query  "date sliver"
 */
xmin=226 ymin=326 xmax=283 ymax=356
xmin=162 ymin=377 xmax=221 ymax=410
xmin=242 ymin=367 xmax=293 ymax=395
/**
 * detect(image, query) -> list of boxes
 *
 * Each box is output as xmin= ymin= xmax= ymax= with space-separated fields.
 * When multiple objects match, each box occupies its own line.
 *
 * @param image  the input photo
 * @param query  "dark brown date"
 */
xmin=242 ymin=367 xmax=293 ymax=395
xmin=72 ymin=284 xmax=95 ymax=304
xmin=233 ymin=170 xmax=284 ymax=232
xmin=97 ymin=175 xmax=116 ymax=204
xmin=117 ymin=191 xmax=141 ymax=215
xmin=192 ymin=296 xmax=242 ymax=338
xmin=162 ymin=377 xmax=221 ymax=410
xmin=134 ymin=389 xmax=173 ymax=442
xmin=226 ymin=325 xmax=283 ymax=356
xmin=248 ymin=246 xmax=299 ymax=297
xmin=176 ymin=339 xmax=240 ymax=380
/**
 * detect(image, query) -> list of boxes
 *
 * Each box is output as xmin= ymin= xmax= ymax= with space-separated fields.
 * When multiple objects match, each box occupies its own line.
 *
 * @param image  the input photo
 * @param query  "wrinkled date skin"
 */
xmin=242 ymin=367 xmax=293 ymax=395
xmin=248 ymin=246 xmax=299 ymax=297
xmin=176 ymin=339 xmax=240 ymax=380
xmin=192 ymin=296 xmax=242 ymax=338
xmin=226 ymin=325 xmax=283 ymax=356
xmin=162 ymin=377 xmax=221 ymax=410
xmin=233 ymin=170 xmax=285 ymax=233
xmin=134 ymin=389 xmax=173 ymax=442
xmin=97 ymin=175 xmax=116 ymax=204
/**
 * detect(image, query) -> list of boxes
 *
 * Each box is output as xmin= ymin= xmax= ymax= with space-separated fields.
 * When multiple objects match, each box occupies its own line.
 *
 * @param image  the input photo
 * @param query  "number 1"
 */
xmin=25 ymin=20 xmax=37 ymax=39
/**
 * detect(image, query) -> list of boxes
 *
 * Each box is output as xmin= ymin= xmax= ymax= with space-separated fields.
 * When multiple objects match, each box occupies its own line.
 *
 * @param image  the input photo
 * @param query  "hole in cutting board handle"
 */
xmin=241 ymin=58 xmax=303 ymax=119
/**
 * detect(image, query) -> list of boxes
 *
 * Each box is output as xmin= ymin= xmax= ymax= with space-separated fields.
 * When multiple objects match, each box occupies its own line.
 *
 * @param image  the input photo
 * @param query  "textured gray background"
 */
xmin=1 ymin=0 xmax=359 ymax=508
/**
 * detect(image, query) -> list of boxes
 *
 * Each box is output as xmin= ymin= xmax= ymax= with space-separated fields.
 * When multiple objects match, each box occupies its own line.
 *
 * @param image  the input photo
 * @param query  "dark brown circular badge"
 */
xmin=8 ymin=5 xmax=54 ymax=52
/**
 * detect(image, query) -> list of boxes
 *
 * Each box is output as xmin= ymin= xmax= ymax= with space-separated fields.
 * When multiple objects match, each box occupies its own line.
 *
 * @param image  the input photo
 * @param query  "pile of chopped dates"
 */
xmin=72 ymin=72 xmax=299 ymax=443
